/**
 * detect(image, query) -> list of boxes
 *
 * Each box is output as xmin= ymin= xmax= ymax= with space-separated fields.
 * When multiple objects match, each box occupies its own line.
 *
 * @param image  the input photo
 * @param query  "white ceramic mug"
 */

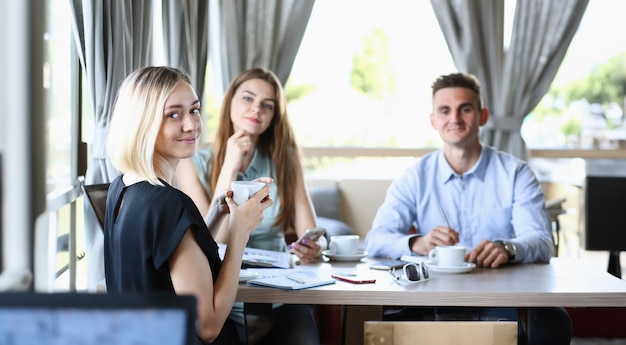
xmin=230 ymin=181 xmax=265 ymax=205
xmin=329 ymin=235 xmax=360 ymax=255
xmin=428 ymin=245 xmax=466 ymax=267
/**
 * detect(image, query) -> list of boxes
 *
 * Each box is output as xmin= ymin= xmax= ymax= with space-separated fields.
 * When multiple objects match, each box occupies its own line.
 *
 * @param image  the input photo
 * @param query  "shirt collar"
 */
xmin=238 ymin=149 xmax=270 ymax=179
xmin=437 ymin=144 xmax=489 ymax=184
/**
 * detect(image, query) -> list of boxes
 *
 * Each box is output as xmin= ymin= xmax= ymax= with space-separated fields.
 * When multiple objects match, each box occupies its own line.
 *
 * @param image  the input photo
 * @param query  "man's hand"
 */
xmin=410 ymin=226 xmax=459 ymax=256
xmin=465 ymin=240 xmax=508 ymax=268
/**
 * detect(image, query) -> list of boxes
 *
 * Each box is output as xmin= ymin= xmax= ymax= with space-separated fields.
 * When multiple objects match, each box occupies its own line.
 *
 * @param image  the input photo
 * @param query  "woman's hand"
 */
xmin=222 ymin=129 xmax=253 ymax=173
xmin=227 ymin=184 xmax=273 ymax=242
xmin=289 ymin=236 xmax=326 ymax=264
xmin=204 ymin=189 xmax=232 ymax=233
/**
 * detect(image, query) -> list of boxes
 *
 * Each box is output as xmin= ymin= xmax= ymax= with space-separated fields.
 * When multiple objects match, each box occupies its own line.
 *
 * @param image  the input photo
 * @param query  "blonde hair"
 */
xmin=107 ymin=66 xmax=192 ymax=185
xmin=209 ymin=68 xmax=302 ymax=234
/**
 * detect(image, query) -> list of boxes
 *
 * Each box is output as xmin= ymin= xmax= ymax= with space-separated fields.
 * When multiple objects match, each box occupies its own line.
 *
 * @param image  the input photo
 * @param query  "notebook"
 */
xmin=246 ymin=270 xmax=336 ymax=290
xmin=0 ymin=292 xmax=197 ymax=345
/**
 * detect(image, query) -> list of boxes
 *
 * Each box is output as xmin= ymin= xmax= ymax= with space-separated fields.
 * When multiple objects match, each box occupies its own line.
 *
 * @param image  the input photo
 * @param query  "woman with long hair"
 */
xmin=176 ymin=67 xmax=323 ymax=345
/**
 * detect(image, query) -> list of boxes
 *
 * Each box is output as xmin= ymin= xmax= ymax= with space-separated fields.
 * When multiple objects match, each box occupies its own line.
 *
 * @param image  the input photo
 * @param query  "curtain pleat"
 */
xmin=161 ymin=0 xmax=209 ymax=98
xmin=431 ymin=0 xmax=588 ymax=159
xmin=69 ymin=0 xmax=153 ymax=291
xmin=215 ymin=0 xmax=315 ymax=91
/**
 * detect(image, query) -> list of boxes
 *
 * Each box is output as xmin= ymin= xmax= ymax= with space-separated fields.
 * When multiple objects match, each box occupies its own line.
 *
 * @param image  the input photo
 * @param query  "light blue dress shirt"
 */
xmin=364 ymin=145 xmax=554 ymax=263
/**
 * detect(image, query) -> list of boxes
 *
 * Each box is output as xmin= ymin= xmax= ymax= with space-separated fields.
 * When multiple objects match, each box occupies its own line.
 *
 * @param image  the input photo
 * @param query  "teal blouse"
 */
xmin=192 ymin=147 xmax=286 ymax=251
xmin=192 ymin=146 xmax=286 ymax=326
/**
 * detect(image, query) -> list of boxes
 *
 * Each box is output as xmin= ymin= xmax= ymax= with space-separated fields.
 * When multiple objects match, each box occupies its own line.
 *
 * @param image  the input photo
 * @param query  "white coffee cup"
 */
xmin=428 ymin=245 xmax=466 ymax=267
xmin=329 ymin=235 xmax=360 ymax=255
xmin=230 ymin=181 xmax=265 ymax=205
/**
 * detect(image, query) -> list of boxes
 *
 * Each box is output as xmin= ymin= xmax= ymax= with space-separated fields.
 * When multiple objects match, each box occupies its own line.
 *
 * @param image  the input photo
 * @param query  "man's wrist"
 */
xmin=494 ymin=240 xmax=517 ymax=262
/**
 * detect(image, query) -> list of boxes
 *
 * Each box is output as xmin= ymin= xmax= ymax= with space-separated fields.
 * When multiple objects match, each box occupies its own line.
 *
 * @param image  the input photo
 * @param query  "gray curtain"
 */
xmin=69 ymin=0 xmax=153 ymax=291
xmin=431 ymin=0 xmax=589 ymax=159
xmin=161 ymin=0 xmax=209 ymax=98
xmin=214 ymin=0 xmax=315 ymax=90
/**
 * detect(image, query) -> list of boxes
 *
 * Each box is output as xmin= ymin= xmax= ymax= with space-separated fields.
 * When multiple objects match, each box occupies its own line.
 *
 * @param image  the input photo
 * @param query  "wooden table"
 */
xmin=236 ymin=257 xmax=626 ymax=344
xmin=237 ymin=257 xmax=626 ymax=307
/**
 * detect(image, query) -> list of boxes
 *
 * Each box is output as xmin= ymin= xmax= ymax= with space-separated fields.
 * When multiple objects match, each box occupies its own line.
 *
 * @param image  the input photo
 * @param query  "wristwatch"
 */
xmin=494 ymin=240 xmax=517 ymax=262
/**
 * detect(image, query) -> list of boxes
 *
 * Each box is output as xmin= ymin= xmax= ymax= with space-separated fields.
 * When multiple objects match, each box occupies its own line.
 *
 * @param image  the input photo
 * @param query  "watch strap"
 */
xmin=494 ymin=240 xmax=516 ymax=262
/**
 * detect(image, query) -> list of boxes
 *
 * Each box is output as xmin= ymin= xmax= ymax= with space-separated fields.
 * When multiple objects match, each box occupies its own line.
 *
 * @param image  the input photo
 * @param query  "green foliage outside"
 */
xmin=528 ymin=52 xmax=626 ymax=144
xmin=285 ymin=82 xmax=315 ymax=104
xmin=557 ymin=52 xmax=626 ymax=108
xmin=561 ymin=116 xmax=582 ymax=137
xmin=350 ymin=28 xmax=395 ymax=100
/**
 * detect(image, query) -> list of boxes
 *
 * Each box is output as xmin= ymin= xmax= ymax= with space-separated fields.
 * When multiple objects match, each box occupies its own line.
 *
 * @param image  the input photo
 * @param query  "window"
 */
xmin=522 ymin=1 xmax=626 ymax=149
xmin=287 ymin=0 xmax=455 ymax=178
xmin=45 ymin=0 xmax=75 ymax=192
xmin=289 ymin=0 xmax=455 ymax=150
xmin=286 ymin=1 xmax=626 ymax=179
xmin=45 ymin=0 xmax=88 ymax=291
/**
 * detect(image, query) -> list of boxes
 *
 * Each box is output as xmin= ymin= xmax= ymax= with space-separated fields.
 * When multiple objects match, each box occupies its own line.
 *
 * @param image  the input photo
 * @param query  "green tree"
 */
xmin=558 ymin=52 xmax=626 ymax=108
xmin=284 ymin=82 xmax=314 ymax=104
xmin=350 ymin=28 xmax=395 ymax=100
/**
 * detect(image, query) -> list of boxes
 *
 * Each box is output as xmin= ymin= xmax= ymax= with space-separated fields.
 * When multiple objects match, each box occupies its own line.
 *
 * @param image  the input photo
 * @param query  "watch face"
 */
xmin=496 ymin=240 xmax=515 ymax=260
xmin=503 ymin=241 xmax=516 ymax=259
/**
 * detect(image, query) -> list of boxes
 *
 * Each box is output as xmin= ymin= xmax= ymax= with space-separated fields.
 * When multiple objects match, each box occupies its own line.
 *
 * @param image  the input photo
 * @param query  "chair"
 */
xmin=82 ymin=183 xmax=110 ymax=230
xmin=364 ymin=321 xmax=517 ymax=345
xmin=545 ymin=197 xmax=567 ymax=256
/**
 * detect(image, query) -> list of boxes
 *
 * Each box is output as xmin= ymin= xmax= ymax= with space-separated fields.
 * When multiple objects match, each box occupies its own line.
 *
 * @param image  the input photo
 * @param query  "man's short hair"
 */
xmin=431 ymin=73 xmax=483 ymax=109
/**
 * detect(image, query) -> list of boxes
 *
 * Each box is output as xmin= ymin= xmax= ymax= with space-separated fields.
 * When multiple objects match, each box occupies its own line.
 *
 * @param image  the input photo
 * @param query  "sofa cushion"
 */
xmin=317 ymin=216 xmax=354 ymax=238
xmin=309 ymin=185 xmax=342 ymax=221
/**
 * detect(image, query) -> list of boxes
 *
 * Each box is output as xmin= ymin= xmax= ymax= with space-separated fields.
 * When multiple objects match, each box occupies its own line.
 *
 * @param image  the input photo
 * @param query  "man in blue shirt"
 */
xmin=364 ymin=73 xmax=572 ymax=345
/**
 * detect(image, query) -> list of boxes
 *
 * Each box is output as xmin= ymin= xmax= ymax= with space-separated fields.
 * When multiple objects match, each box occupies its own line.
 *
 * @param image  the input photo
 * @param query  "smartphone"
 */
xmin=368 ymin=259 xmax=406 ymax=270
xmin=295 ymin=227 xmax=327 ymax=245
xmin=331 ymin=273 xmax=377 ymax=284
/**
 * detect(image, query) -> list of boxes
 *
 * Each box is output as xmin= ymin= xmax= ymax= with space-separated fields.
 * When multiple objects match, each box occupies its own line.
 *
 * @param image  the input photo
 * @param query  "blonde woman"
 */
xmin=105 ymin=66 xmax=273 ymax=345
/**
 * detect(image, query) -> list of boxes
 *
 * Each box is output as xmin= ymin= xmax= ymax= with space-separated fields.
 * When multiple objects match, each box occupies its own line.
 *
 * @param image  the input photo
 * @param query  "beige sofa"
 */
xmin=307 ymin=179 xmax=392 ymax=239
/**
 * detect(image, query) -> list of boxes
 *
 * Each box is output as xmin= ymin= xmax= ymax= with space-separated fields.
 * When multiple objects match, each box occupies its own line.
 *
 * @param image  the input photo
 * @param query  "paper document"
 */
xmin=242 ymin=247 xmax=293 ymax=268
xmin=246 ymin=270 xmax=336 ymax=290
xmin=400 ymin=255 xmax=428 ymax=264
xmin=218 ymin=244 xmax=293 ymax=269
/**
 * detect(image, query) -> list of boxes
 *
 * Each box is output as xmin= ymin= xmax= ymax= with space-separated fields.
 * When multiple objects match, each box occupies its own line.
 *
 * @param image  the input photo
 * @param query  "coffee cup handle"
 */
xmin=329 ymin=241 xmax=338 ymax=254
xmin=428 ymin=249 xmax=438 ymax=263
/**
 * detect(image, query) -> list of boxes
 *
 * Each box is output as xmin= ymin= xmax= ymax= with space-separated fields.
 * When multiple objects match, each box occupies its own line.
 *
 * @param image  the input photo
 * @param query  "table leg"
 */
xmin=343 ymin=305 xmax=382 ymax=345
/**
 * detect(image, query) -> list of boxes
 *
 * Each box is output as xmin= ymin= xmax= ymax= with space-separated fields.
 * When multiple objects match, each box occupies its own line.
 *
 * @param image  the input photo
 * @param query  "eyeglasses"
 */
xmin=389 ymin=263 xmax=430 ymax=285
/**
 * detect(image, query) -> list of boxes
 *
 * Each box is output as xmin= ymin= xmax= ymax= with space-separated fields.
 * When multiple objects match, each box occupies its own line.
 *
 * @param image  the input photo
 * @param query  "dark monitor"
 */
xmin=583 ymin=176 xmax=626 ymax=251
xmin=0 ymin=292 xmax=197 ymax=345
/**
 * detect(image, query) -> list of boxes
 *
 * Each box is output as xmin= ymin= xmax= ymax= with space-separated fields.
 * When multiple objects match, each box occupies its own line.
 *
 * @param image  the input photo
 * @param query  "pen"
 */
xmin=286 ymin=275 xmax=306 ymax=284
xmin=439 ymin=207 xmax=451 ymax=229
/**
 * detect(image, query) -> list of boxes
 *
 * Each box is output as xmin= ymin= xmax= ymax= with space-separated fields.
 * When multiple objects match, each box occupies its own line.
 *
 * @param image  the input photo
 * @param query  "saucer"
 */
xmin=239 ymin=269 xmax=258 ymax=282
xmin=425 ymin=261 xmax=476 ymax=274
xmin=322 ymin=250 xmax=368 ymax=262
